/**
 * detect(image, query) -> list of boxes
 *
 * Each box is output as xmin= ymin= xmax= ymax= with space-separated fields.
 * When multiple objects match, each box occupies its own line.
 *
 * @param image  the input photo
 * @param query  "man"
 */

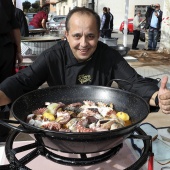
xmin=15 ymin=7 xmax=29 ymax=37
xmin=0 ymin=6 xmax=170 ymax=122
xmin=0 ymin=0 xmax=23 ymax=141
xmin=146 ymin=4 xmax=163 ymax=51
xmin=100 ymin=7 xmax=110 ymax=38
xmin=29 ymin=4 xmax=49 ymax=30
xmin=107 ymin=8 xmax=114 ymax=38
xmin=142 ymin=6 xmax=152 ymax=50
xmin=132 ymin=10 xmax=142 ymax=50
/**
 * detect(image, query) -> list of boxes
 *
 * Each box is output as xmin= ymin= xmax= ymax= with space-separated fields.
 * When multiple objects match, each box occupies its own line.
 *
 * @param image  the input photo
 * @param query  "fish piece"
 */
xmin=41 ymin=121 xmax=61 ymax=131
xmin=56 ymin=115 xmax=70 ymax=124
xmin=32 ymin=108 xmax=47 ymax=115
xmin=76 ymin=119 xmax=94 ymax=132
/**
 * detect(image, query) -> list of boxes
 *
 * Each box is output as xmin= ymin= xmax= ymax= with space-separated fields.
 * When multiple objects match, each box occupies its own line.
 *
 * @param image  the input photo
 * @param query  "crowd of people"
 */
xmin=100 ymin=7 xmax=114 ymax=38
xmin=100 ymin=3 xmax=163 ymax=51
xmin=132 ymin=3 xmax=163 ymax=51
xmin=1 ymin=2 xmax=170 ymax=146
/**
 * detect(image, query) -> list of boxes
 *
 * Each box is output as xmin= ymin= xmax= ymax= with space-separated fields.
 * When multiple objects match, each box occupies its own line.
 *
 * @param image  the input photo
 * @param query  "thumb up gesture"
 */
xmin=158 ymin=76 xmax=170 ymax=114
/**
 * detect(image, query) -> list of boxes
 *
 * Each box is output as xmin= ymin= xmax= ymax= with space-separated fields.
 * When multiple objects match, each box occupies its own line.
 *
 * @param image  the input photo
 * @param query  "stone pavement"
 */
xmin=125 ymin=50 xmax=170 ymax=88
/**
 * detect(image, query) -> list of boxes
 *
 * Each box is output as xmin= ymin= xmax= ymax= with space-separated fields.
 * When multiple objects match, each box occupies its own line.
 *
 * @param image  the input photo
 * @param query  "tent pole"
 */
xmin=123 ymin=0 xmax=129 ymax=47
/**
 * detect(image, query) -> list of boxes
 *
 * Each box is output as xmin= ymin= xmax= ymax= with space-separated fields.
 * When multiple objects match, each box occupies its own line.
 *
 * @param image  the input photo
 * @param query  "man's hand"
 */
xmin=16 ymin=53 xmax=23 ymax=66
xmin=155 ymin=12 xmax=158 ymax=17
xmin=158 ymin=76 xmax=170 ymax=114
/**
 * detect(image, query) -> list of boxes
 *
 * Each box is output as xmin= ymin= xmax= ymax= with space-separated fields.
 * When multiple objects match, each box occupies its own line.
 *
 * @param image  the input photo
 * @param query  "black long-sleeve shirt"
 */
xmin=0 ymin=40 xmax=159 ymax=102
xmin=0 ymin=0 xmax=19 ymax=46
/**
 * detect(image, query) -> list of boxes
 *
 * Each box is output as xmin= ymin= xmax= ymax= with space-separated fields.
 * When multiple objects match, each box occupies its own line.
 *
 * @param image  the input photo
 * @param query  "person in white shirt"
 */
xmin=132 ymin=10 xmax=141 ymax=50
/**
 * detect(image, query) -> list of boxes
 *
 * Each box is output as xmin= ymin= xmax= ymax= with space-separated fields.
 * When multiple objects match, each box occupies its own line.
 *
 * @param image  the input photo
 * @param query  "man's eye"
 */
xmin=88 ymin=35 xmax=95 ymax=39
xmin=73 ymin=34 xmax=81 ymax=38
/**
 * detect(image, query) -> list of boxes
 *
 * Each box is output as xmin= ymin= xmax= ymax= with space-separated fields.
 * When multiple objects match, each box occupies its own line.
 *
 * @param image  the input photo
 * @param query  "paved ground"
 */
xmin=126 ymin=50 xmax=170 ymax=88
xmin=112 ymin=31 xmax=170 ymax=87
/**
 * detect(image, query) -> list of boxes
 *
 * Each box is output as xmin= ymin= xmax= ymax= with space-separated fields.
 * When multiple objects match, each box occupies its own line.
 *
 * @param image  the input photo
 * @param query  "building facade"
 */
xmin=49 ymin=0 xmax=164 ymax=30
xmin=16 ymin=0 xmax=164 ymax=29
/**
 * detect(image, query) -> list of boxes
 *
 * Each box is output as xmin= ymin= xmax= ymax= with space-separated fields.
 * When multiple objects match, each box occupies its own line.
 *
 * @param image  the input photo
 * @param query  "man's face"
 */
xmin=65 ymin=13 xmax=100 ymax=62
xmin=137 ymin=12 xmax=141 ymax=16
xmin=155 ymin=4 xmax=160 ymax=10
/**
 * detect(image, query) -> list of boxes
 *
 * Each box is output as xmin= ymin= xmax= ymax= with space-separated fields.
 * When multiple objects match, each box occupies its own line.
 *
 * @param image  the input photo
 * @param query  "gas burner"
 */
xmin=0 ymin=127 xmax=152 ymax=170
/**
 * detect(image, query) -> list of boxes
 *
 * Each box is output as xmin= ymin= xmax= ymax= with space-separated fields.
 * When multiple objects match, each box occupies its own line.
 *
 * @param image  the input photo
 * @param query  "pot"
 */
xmin=111 ymin=45 xmax=130 ymax=57
xmin=0 ymin=85 xmax=149 ymax=153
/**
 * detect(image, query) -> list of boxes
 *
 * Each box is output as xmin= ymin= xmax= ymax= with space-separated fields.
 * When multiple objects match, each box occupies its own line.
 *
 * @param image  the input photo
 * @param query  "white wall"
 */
xmin=95 ymin=0 xmax=164 ymax=30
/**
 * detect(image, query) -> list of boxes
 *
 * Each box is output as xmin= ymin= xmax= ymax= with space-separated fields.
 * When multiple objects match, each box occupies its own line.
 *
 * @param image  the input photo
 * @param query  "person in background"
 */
xmin=132 ymin=10 xmax=142 ymax=50
xmin=0 ymin=0 xmax=23 ymax=142
xmin=14 ymin=7 xmax=29 ymax=37
xmin=142 ymin=6 xmax=152 ymax=50
xmin=29 ymin=4 xmax=49 ymax=30
xmin=100 ymin=7 xmax=110 ymax=38
xmin=24 ymin=12 xmax=29 ymax=26
xmin=107 ymin=8 xmax=114 ymax=38
xmin=0 ymin=7 xmax=170 ymax=143
xmin=146 ymin=4 xmax=163 ymax=51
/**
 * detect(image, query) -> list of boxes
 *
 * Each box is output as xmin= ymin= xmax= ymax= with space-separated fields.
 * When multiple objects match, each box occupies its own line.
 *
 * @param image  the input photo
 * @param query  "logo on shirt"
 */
xmin=78 ymin=74 xmax=91 ymax=84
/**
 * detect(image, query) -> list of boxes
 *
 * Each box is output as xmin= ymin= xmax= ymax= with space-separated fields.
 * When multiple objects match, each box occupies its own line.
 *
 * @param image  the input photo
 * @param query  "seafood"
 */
xmin=27 ymin=101 xmax=131 ymax=132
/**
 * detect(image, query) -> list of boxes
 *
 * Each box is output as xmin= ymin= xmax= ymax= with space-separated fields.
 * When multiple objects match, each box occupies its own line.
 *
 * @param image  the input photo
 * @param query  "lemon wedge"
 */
xmin=116 ymin=112 xmax=130 ymax=121
xmin=43 ymin=111 xmax=55 ymax=121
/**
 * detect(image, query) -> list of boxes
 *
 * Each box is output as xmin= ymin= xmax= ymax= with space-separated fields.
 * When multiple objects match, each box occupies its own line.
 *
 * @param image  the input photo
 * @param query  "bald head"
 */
xmin=65 ymin=7 xmax=100 ymax=32
xmin=155 ymin=3 xmax=160 ymax=9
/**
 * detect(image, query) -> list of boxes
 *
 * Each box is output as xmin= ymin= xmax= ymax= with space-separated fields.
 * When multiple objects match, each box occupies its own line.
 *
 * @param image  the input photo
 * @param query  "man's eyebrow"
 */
xmin=71 ymin=33 xmax=95 ymax=36
xmin=88 ymin=33 xmax=95 ymax=35
xmin=72 ymin=33 xmax=81 ymax=36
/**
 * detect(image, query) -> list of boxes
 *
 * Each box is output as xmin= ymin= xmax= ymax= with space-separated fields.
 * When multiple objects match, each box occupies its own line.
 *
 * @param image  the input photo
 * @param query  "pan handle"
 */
xmin=106 ymin=79 xmax=133 ymax=91
xmin=0 ymin=119 xmax=41 ymax=134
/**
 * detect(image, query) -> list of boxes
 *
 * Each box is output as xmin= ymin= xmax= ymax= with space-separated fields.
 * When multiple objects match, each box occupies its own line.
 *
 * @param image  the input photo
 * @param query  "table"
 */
xmin=29 ymin=28 xmax=46 ymax=36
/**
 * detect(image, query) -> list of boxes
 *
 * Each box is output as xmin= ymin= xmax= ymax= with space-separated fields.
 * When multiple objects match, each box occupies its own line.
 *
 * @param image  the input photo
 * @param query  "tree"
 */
xmin=158 ymin=0 xmax=170 ymax=54
xmin=22 ymin=1 xmax=31 ymax=12
xmin=32 ymin=2 xmax=41 ymax=12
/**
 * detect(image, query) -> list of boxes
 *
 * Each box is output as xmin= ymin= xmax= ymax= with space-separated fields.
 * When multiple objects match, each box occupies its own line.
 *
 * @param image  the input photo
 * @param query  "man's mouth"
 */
xmin=79 ymin=48 xmax=89 ymax=54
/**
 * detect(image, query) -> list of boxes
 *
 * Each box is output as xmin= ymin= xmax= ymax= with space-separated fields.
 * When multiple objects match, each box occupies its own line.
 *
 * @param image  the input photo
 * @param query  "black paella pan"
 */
xmin=0 ymin=85 xmax=150 ymax=153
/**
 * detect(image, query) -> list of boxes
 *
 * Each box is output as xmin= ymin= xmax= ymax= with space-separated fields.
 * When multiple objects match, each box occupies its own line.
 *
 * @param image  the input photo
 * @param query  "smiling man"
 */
xmin=65 ymin=9 xmax=100 ymax=62
xmin=0 ymin=6 xmax=170 ymax=131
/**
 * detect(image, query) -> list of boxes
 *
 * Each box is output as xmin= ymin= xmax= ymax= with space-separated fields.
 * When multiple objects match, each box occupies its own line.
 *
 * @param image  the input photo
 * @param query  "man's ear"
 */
xmin=98 ymin=32 xmax=101 ymax=39
xmin=65 ymin=31 xmax=68 ymax=38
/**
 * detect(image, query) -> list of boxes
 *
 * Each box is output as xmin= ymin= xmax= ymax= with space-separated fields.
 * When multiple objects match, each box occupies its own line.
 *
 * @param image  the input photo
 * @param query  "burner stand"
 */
xmin=0 ymin=127 xmax=152 ymax=170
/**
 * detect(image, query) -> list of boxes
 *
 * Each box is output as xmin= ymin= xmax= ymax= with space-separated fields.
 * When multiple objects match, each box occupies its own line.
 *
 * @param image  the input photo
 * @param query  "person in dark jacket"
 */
xmin=0 ymin=0 xmax=23 ymax=141
xmin=0 ymin=6 xmax=170 ymax=136
xmin=142 ymin=6 xmax=152 ymax=50
xmin=14 ymin=7 xmax=29 ymax=37
xmin=107 ymin=8 xmax=114 ymax=38
xmin=145 ymin=4 xmax=163 ymax=50
xmin=100 ymin=7 xmax=110 ymax=38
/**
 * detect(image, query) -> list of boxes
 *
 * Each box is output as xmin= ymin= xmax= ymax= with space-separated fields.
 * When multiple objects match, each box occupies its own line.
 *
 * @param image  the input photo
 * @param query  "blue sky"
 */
xmin=26 ymin=0 xmax=36 ymax=3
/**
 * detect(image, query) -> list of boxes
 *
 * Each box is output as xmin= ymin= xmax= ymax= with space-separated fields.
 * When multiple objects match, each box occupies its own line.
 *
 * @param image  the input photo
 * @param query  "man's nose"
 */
xmin=80 ymin=36 xmax=88 ymax=47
